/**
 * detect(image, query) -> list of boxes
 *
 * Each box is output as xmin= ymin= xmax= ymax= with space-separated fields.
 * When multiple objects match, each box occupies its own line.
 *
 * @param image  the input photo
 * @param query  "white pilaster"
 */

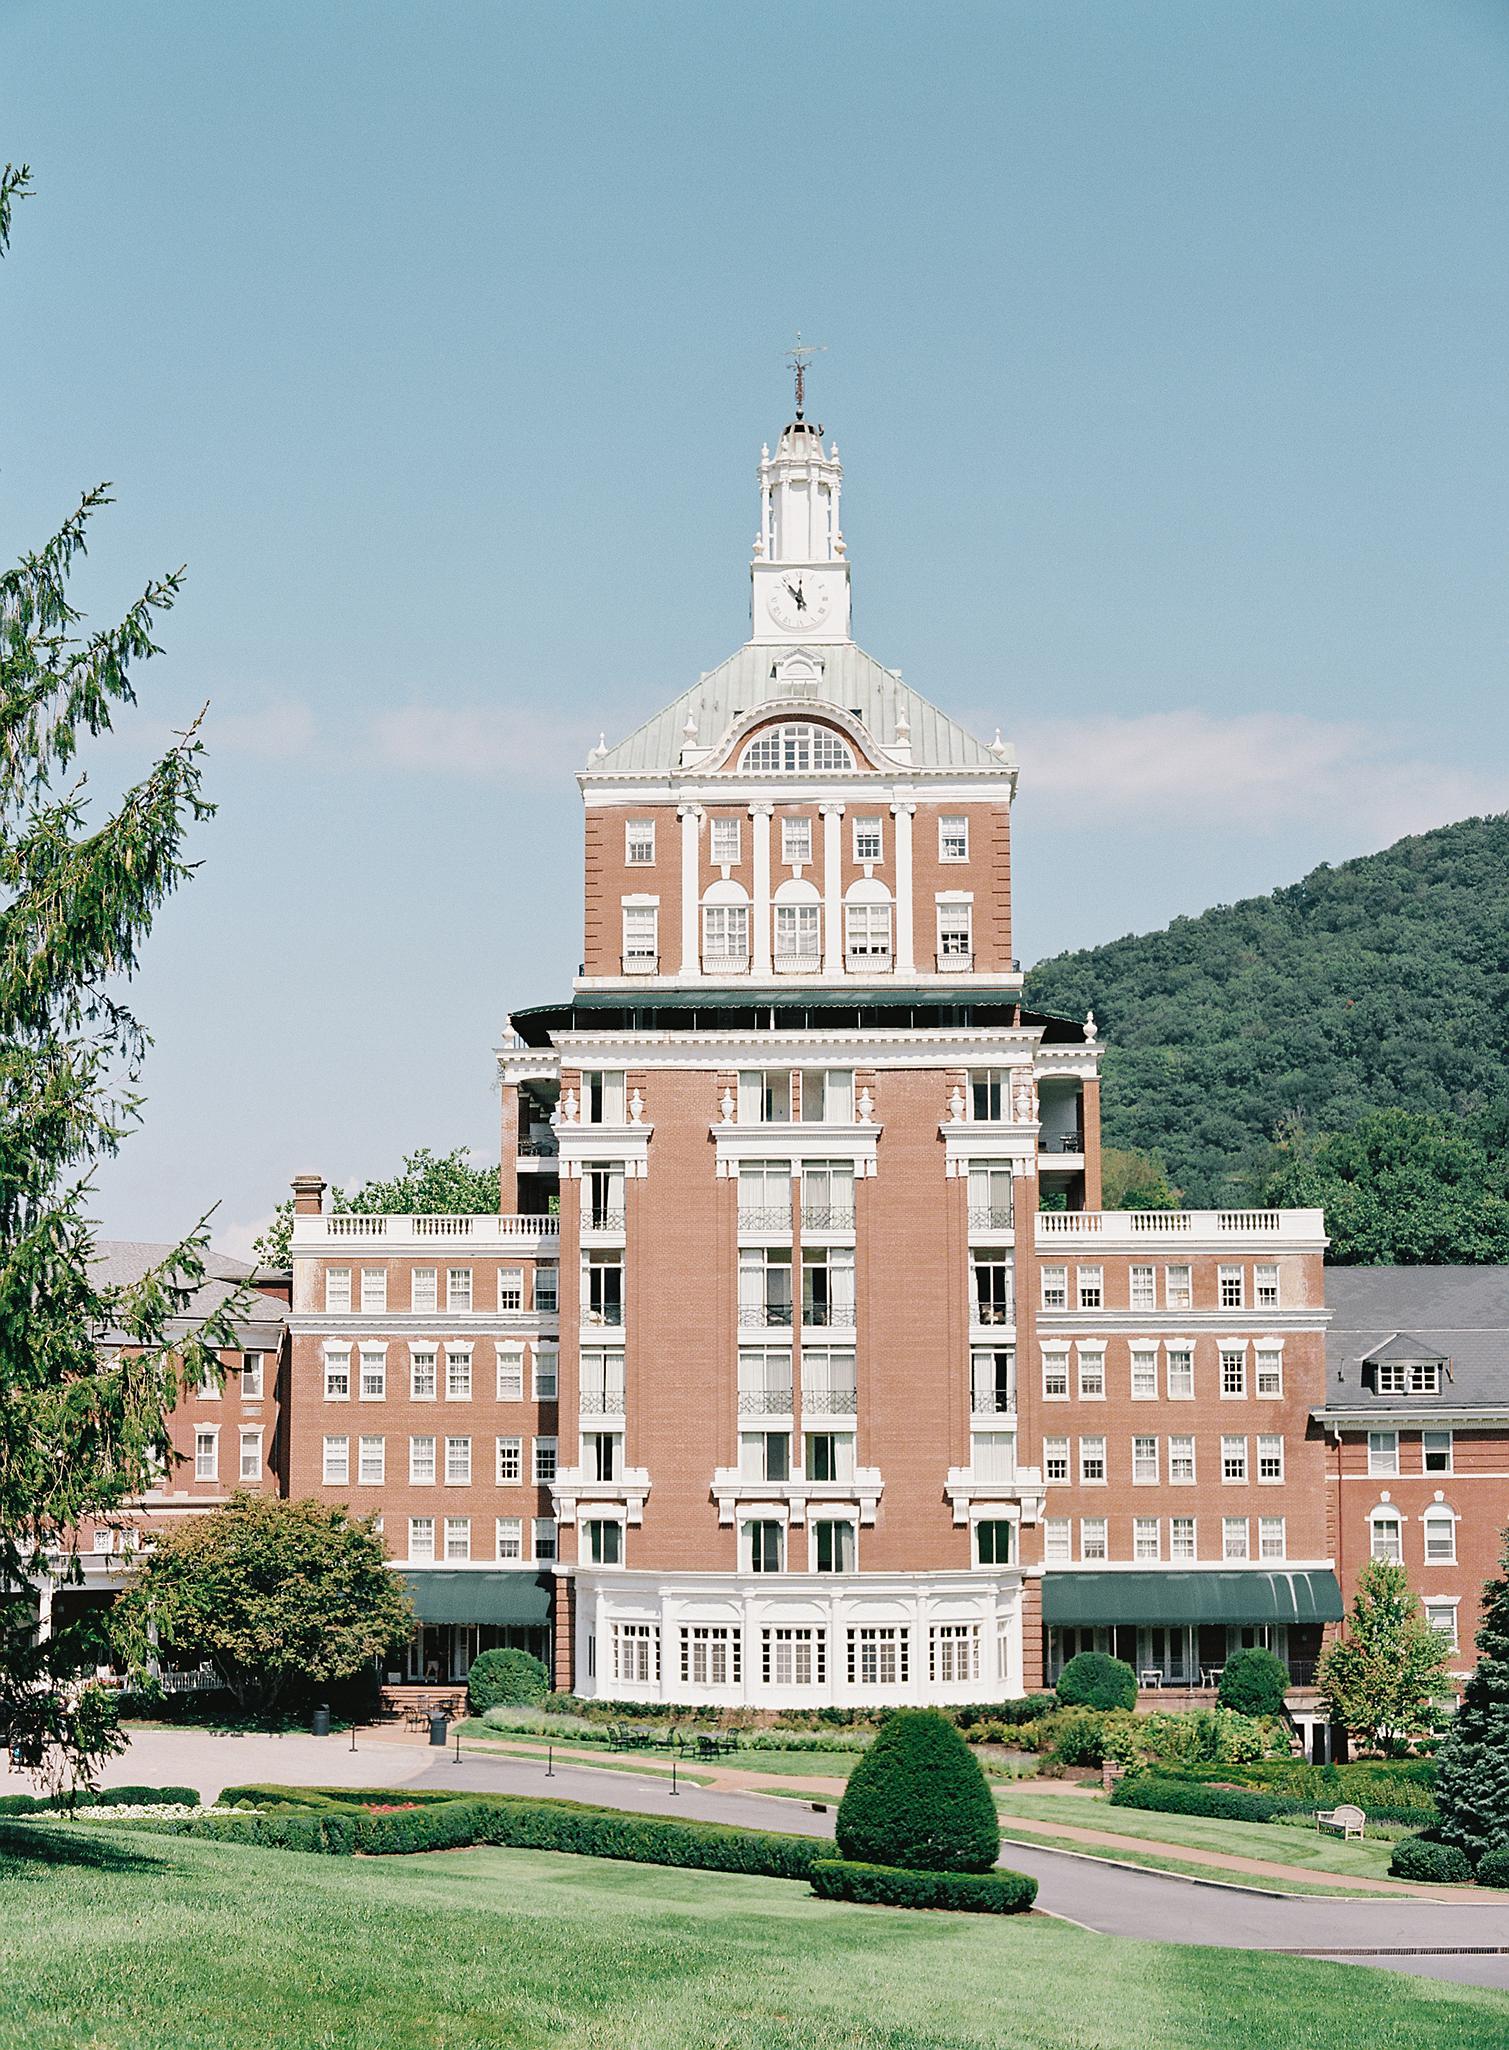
xmin=892 ymin=799 xmax=916 ymax=974
xmin=751 ymin=804 xmax=773 ymax=976
xmin=820 ymin=803 xmax=844 ymax=974
xmin=678 ymin=804 xmax=702 ymax=978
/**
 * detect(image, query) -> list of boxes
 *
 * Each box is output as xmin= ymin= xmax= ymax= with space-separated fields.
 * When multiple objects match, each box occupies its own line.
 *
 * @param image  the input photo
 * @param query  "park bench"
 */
xmin=1316 ymin=1803 xmax=1366 ymax=1839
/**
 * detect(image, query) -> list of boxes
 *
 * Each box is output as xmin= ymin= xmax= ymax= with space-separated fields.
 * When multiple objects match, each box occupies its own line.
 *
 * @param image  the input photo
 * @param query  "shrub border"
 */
xmin=811 ymin=1857 xmax=1036 ymax=1914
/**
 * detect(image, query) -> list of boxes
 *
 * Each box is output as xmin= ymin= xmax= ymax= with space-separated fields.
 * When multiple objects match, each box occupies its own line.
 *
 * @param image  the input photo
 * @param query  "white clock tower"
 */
xmin=749 ymin=350 xmax=852 ymax=645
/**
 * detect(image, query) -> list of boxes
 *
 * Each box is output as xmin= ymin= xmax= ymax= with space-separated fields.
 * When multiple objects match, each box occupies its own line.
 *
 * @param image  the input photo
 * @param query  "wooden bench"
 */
xmin=1316 ymin=1803 xmax=1366 ymax=1839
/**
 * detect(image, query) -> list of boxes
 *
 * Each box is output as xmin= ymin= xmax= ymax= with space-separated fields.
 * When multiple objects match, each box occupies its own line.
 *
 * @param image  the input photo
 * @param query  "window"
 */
xmin=739 ymin=1069 xmax=792 ymax=1122
xmin=1077 ymin=1266 xmax=1103 ymax=1310
xmin=1077 ymin=1348 xmax=1105 ymax=1399
xmin=1259 ymin=1516 xmax=1286 ymax=1561
xmin=325 ymin=1267 xmax=351 ymax=1313
xmin=703 ymin=901 xmax=749 ymax=964
xmin=1370 ymin=1513 xmax=1403 ymax=1563
xmin=1169 ymin=1435 xmax=1196 ymax=1485
xmin=241 ymin=1353 xmax=265 ymax=1400
xmin=1256 ymin=1348 xmax=1283 ymax=1398
xmin=411 ymin=1349 xmax=437 ymax=1400
xmin=1410 ymin=1360 xmax=1443 ymax=1394
xmin=1220 ymin=1347 xmax=1247 ymax=1398
xmin=1165 ymin=1264 xmax=1192 ymax=1310
xmin=322 ymin=1435 xmax=349 ymax=1484
xmin=976 ymin=1520 xmax=1015 ymax=1566
xmin=1131 ymin=1348 xmax=1158 ymax=1400
xmin=928 ymin=1623 xmax=979 ymax=1683
xmin=853 ymin=815 xmax=883 ymax=861
xmin=585 ymin=1249 xmax=626 ymax=1329
xmin=1424 ymin=1511 xmax=1457 ymax=1565
xmin=1423 ymin=1429 xmax=1454 ymax=1474
xmin=1368 ymin=1431 xmax=1399 ymax=1478
xmin=973 ymin=1252 xmax=1015 ymax=1327
xmin=1079 ymin=1436 xmax=1107 ymax=1484
xmin=1044 ymin=1518 xmax=1072 ymax=1563
xmin=533 ymin=1347 xmax=559 ymax=1401
xmin=1170 ymin=1516 xmax=1197 ymax=1561
xmin=447 ymin=1267 xmax=472 ymax=1313
xmin=710 ymin=816 xmax=741 ymax=864
xmin=1132 ymin=1435 xmax=1159 ymax=1485
xmin=814 ymin=1519 xmax=856 ymax=1573
xmin=408 ymin=1516 xmax=435 ymax=1562
xmin=939 ymin=815 xmax=969 ymax=862
xmin=1079 ymin=1518 xmax=1108 ymax=1562
xmin=1221 ymin=1436 xmax=1248 ymax=1483
xmin=1424 ymin=1601 xmax=1458 ymax=1649
xmin=1376 ymin=1361 xmax=1405 ymax=1393
xmin=800 ymin=1069 xmax=853 ymax=1123
xmin=409 ymin=1436 xmax=436 ymax=1484
xmin=741 ymin=1431 xmax=790 ymax=1483
xmin=444 ymin=1517 xmax=471 ymax=1562
xmin=197 ymin=1366 xmax=221 ymax=1400
xmin=533 ymin=1437 xmax=558 ymax=1484
xmin=323 ymin=1345 xmax=351 ymax=1400
xmin=622 ymin=903 xmax=658 ymax=970
xmin=1223 ymin=1518 xmax=1249 ymax=1561
xmin=1044 ymin=1436 xmax=1070 ymax=1484
xmin=92 ymin=1529 xmax=115 ymax=1555
xmin=532 ymin=1518 xmax=557 ymax=1562
xmin=804 ymin=1432 xmax=845 ymax=1483
xmin=360 ymin=1267 xmax=386 ymax=1312
xmin=238 ymin=1429 xmax=262 ymax=1481
xmin=625 ymin=819 xmax=656 ymax=866
xmin=774 ymin=900 xmax=821 ymax=963
xmin=844 ymin=899 xmax=892 ymax=965
xmin=359 ymin=1347 xmax=386 ymax=1400
xmin=1040 ymin=1265 xmax=1068 ymax=1311
xmin=781 ymin=816 xmax=813 ymax=865
xmin=762 ymin=1626 xmax=825 ymax=1685
xmin=584 ymin=1071 xmax=626 ymax=1124
xmin=936 ymin=900 xmax=972 ymax=962
xmin=682 ymin=1626 xmax=742 ymax=1686
xmin=444 ymin=1436 xmax=471 ymax=1485
xmin=1219 ymin=1265 xmax=1244 ymax=1310
xmin=1133 ymin=1517 xmax=1161 ymax=1562
xmin=1167 ymin=1348 xmax=1194 ymax=1400
xmin=411 ymin=1267 xmax=437 ymax=1311
xmin=1254 ymin=1262 xmax=1279 ymax=1308
xmin=744 ymin=1520 xmax=784 ymax=1573
xmin=1041 ymin=1349 xmax=1070 ymax=1401
xmin=847 ymin=1626 xmax=908 ymax=1686
xmin=612 ymin=1623 xmax=656 ymax=1684
xmin=1257 ymin=1434 xmax=1284 ymax=1483
xmin=358 ymin=1435 xmax=385 ymax=1485
xmin=1130 ymin=1266 xmax=1156 ymax=1311
xmin=445 ymin=1346 xmax=472 ymax=1400
xmin=496 ymin=1346 xmax=524 ymax=1401
xmin=585 ymin=1518 xmax=623 ymax=1566
xmin=497 ymin=1267 xmax=524 ymax=1312
xmin=740 ymin=723 xmax=853 ymax=773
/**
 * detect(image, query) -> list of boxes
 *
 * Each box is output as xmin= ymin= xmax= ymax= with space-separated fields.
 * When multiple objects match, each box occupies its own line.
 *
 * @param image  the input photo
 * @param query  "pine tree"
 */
xmin=0 ymin=166 xmax=242 ymax=1782
xmin=1316 ymin=1559 xmax=1454 ymax=1754
xmin=1433 ymin=1531 xmax=1509 ymax=1864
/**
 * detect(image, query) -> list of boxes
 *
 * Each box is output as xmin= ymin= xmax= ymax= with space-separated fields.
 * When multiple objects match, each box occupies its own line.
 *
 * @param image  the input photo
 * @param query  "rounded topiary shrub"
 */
xmin=1216 ymin=1648 xmax=1290 ymax=1719
xmin=835 ymin=1709 xmax=1000 ymax=1873
xmin=1055 ymin=1652 xmax=1136 ymax=1713
xmin=1476 ymin=1844 xmax=1509 ymax=1890
xmin=467 ymin=1649 xmax=549 ymax=1713
xmin=1388 ymin=1834 xmax=1472 ymax=1885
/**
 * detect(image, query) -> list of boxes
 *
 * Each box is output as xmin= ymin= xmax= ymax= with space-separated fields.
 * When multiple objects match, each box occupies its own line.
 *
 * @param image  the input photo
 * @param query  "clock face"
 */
xmin=767 ymin=574 xmax=832 ymax=633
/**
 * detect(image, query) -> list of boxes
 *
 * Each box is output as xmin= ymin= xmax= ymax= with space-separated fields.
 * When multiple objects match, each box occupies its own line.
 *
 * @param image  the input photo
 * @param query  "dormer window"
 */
xmin=740 ymin=723 xmax=854 ymax=774
xmin=1367 ymin=1341 xmax=1447 ymax=1396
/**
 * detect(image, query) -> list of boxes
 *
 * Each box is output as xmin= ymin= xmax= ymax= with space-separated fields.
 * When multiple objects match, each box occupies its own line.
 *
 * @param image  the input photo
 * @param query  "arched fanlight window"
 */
xmin=843 ymin=877 xmax=893 ymax=970
xmin=701 ymin=879 xmax=751 ymax=973
xmin=739 ymin=723 xmax=854 ymax=773
xmin=772 ymin=877 xmax=822 ymax=971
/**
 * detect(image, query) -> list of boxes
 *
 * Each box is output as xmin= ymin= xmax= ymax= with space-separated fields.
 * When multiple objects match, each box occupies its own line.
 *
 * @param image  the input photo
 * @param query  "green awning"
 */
xmin=400 ymin=1570 xmax=553 ymax=1628
xmin=1043 ymin=1569 xmax=1343 ymax=1629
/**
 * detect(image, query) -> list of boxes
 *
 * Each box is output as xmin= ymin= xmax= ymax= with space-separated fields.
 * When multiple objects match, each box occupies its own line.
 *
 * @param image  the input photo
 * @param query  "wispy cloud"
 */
xmin=1011 ymin=709 xmax=1504 ymax=840
xmin=208 ymin=699 xmax=320 ymax=760
xmin=369 ymin=704 xmax=598 ymax=781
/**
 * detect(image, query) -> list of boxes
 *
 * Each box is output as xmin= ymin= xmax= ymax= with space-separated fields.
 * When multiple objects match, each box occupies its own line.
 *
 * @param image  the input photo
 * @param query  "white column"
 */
xmin=892 ymin=800 xmax=916 ymax=974
xmin=751 ymin=804 xmax=773 ymax=976
xmin=678 ymin=804 xmax=701 ymax=979
xmin=820 ymin=803 xmax=844 ymax=974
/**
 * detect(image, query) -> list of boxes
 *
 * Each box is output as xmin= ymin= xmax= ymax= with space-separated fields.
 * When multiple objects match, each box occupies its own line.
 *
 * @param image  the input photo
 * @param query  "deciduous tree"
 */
xmin=253 ymin=1145 xmax=500 ymax=1267
xmin=1317 ymin=1560 xmax=1454 ymax=1753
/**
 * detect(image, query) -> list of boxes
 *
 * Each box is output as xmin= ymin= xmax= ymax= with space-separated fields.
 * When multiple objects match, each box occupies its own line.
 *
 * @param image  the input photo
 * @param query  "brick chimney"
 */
xmin=291 ymin=1172 xmax=327 ymax=1216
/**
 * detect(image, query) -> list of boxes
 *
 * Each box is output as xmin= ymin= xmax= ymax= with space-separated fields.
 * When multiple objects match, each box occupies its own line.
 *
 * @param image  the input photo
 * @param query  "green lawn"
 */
xmin=993 ymin=1785 xmax=1403 ymax=1883
xmin=2 ymin=1822 xmax=1505 ymax=2050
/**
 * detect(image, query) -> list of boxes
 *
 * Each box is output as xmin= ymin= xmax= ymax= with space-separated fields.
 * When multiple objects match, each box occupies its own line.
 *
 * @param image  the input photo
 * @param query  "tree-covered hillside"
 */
xmin=1025 ymin=816 xmax=1509 ymax=1208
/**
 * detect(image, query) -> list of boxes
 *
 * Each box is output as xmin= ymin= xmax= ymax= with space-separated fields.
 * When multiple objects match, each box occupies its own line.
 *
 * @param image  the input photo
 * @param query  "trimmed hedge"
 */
xmin=467 ymin=1648 xmax=549 ymax=1713
xmin=1216 ymin=1649 xmax=1290 ymax=1720
xmin=1110 ymin=1773 xmax=1433 ymax=1829
xmin=1476 ymin=1844 xmax=1509 ymax=1889
xmin=1156 ymin=1759 xmax=1437 ymax=1813
xmin=1389 ymin=1834 xmax=1473 ymax=1885
xmin=1055 ymin=1653 xmax=1137 ymax=1713
xmin=0 ymin=1784 xmax=198 ymax=1817
xmin=836 ymin=1710 xmax=1000 ymax=1873
xmin=811 ymin=1857 xmax=1037 ymax=1914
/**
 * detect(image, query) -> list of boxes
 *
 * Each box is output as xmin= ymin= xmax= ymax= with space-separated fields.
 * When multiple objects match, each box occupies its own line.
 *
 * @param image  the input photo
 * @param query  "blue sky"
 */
xmin=2 ymin=0 xmax=1505 ymax=1252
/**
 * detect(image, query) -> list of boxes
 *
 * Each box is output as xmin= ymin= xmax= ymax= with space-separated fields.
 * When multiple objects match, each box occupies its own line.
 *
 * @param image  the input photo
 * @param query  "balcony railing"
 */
xmin=970 ymin=1387 xmax=1018 ymax=1416
xmin=801 ymin=1302 xmax=857 ymax=1329
xmin=1041 ymin=1133 xmax=1085 ymax=1156
xmin=973 ymin=1299 xmax=1016 ymax=1327
xmin=800 ymin=1205 xmax=855 ymax=1230
xmin=518 ymin=1137 xmax=559 ymax=1158
xmin=580 ymin=1391 xmax=626 ymax=1420
xmin=583 ymin=1303 xmax=625 ymax=1328
xmin=802 ymin=1385 xmax=858 ymax=1416
xmin=701 ymin=954 xmax=750 ymax=976
xmin=846 ymin=948 xmax=892 ymax=972
xmin=967 ymin=1205 xmax=1014 ymax=1230
xmin=773 ymin=951 xmax=823 ymax=974
xmin=935 ymin=950 xmax=973 ymax=973
xmin=738 ymin=1205 xmax=792 ymax=1232
xmin=1035 ymin=1208 xmax=1320 ymax=1242
xmin=738 ymin=1304 xmax=794 ymax=1328
xmin=621 ymin=952 xmax=660 ymax=976
xmin=738 ymin=1387 xmax=794 ymax=1415
xmin=584 ymin=1208 xmax=626 ymax=1231
xmin=300 ymin=1212 xmax=559 ymax=1244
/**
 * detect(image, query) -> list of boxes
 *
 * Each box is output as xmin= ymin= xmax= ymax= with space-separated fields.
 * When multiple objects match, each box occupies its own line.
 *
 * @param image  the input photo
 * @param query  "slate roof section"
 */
xmin=1320 ymin=1265 xmax=1509 ymax=1414
xmin=587 ymin=640 xmax=1009 ymax=777
xmin=92 ymin=1240 xmax=289 ymax=1351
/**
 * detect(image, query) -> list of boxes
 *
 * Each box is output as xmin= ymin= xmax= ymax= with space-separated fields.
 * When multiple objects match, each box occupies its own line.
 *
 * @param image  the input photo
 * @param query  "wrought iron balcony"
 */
xmin=738 ymin=1303 xmax=794 ymax=1328
xmin=584 ymin=1208 xmax=626 ymax=1231
xmin=802 ymin=1385 xmax=859 ymax=1416
xmin=800 ymin=1205 xmax=855 ymax=1230
xmin=973 ymin=1299 xmax=1016 ymax=1327
xmin=582 ymin=1303 xmax=625 ymax=1328
xmin=801 ymin=1301 xmax=857 ymax=1329
xmin=970 ymin=1386 xmax=1018 ymax=1416
xmin=738 ymin=1205 xmax=792 ymax=1232
xmin=967 ymin=1205 xmax=1014 ymax=1230
xmin=737 ymin=1387 xmax=794 ymax=1415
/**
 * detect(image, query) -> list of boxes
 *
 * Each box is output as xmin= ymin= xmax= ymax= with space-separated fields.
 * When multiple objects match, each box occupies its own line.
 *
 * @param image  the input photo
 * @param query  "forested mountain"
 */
xmin=1025 ymin=816 xmax=1509 ymax=1213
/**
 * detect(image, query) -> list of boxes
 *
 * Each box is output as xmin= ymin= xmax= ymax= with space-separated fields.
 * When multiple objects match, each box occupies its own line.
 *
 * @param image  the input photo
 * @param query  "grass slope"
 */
xmin=1024 ymin=815 xmax=1509 ymax=1203
xmin=2 ymin=1821 xmax=1507 ymax=2049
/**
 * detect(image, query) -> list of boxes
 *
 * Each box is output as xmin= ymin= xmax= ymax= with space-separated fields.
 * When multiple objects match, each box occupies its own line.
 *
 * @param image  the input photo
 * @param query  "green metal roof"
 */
xmin=400 ymin=1570 xmax=553 ymax=1628
xmin=1042 ymin=1569 xmax=1343 ymax=1629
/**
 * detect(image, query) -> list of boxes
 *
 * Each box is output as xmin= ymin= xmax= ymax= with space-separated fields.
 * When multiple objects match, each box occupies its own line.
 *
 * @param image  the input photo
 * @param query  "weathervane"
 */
xmin=787 ymin=331 xmax=826 ymax=421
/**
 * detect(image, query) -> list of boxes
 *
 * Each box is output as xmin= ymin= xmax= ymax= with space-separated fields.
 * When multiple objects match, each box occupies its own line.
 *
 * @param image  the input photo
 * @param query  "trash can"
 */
xmin=311 ymin=1705 xmax=331 ymax=1738
xmin=428 ymin=1711 xmax=449 ymax=1747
